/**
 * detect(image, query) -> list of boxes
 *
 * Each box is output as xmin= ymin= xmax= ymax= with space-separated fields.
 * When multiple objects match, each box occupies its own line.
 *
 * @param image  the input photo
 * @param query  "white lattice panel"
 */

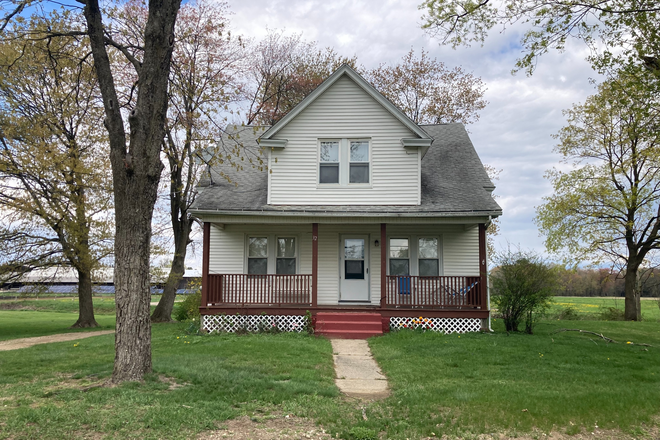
xmin=389 ymin=317 xmax=481 ymax=334
xmin=202 ymin=314 xmax=307 ymax=333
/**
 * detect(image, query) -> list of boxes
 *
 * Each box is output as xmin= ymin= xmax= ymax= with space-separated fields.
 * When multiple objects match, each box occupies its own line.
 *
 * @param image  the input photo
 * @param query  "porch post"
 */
xmin=201 ymin=222 xmax=210 ymax=308
xmin=478 ymin=223 xmax=487 ymax=309
xmin=380 ymin=223 xmax=386 ymax=308
xmin=312 ymin=223 xmax=318 ymax=308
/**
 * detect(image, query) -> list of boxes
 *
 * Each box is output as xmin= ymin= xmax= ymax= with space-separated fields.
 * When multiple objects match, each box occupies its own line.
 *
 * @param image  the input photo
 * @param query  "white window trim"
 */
xmin=417 ymin=236 xmax=442 ymax=277
xmin=244 ymin=234 xmax=299 ymax=274
xmin=318 ymin=139 xmax=341 ymax=186
xmin=387 ymin=236 xmax=411 ymax=276
xmin=275 ymin=236 xmax=298 ymax=275
xmin=387 ymin=235 xmax=444 ymax=276
xmin=317 ymin=138 xmax=372 ymax=187
xmin=246 ymin=236 xmax=268 ymax=275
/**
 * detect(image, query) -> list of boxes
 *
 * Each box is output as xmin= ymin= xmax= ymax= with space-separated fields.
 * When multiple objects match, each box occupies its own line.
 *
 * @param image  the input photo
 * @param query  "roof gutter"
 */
xmin=189 ymin=208 xmax=502 ymax=218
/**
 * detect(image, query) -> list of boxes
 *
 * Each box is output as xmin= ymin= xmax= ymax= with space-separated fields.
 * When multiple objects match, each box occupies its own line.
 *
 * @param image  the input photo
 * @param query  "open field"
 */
xmin=0 ymin=301 xmax=658 ymax=440
xmin=547 ymin=296 xmax=660 ymax=321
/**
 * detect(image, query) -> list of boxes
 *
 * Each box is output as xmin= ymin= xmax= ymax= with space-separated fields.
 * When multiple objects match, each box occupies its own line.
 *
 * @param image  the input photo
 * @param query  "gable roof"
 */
xmin=259 ymin=64 xmax=432 ymax=143
xmin=191 ymin=123 xmax=501 ymax=218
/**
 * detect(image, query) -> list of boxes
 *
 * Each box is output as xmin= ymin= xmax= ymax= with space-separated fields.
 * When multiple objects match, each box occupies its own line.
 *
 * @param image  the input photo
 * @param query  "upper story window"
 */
xmin=349 ymin=141 xmax=369 ymax=183
xmin=319 ymin=141 xmax=340 ymax=184
xmin=319 ymin=139 xmax=370 ymax=185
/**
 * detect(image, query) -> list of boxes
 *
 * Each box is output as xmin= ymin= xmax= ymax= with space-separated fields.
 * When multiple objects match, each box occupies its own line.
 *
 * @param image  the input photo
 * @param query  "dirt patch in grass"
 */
xmin=158 ymin=374 xmax=190 ymax=391
xmin=0 ymin=330 xmax=114 ymax=351
xmin=423 ymin=424 xmax=660 ymax=440
xmin=198 ymin=414 xmax=332 ymax=440
xmin=0 ymin=302 xmax=34 ymax=310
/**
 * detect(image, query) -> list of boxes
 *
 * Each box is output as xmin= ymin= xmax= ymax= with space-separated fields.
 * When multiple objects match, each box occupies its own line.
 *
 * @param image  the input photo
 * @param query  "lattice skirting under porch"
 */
xmin=202 ymin=314 xmax=308 ymax=333
xmin=390 ymin=317 xmax=481 ymax=334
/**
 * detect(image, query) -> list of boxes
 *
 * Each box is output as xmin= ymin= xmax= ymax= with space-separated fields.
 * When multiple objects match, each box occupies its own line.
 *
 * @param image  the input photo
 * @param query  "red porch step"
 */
xmin=315 ymin=312 xmax=384 ymax=339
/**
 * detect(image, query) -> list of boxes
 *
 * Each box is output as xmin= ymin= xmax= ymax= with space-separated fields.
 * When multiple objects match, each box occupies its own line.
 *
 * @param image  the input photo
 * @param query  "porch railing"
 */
xmin=385 ymin=275 xmax=482 ymax=309
xmin=206 ymin=274 xmax=312 ymax=306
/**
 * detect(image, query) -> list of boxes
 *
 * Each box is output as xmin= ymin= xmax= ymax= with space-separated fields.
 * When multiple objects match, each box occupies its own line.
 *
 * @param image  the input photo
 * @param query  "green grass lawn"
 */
xmin=0 ymin=325 xmax=337 ymax=440
xmin=0 ymin=303 xmax=658 ymax=439
xmin=0 ymin=295 xmax=187 ymax=341
xmin=0 ymin=311 xmax=116 ymax=341
xmin=547 ymin=296 xmax=660 ymax=321
xmin=365 ymin=320 xmax=660 ymax=439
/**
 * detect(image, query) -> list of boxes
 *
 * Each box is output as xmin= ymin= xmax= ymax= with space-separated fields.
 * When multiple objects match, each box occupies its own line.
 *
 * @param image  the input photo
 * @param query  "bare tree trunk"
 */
xmin=624 ymin=261 xmax=642 ymax=321
xmin=113 ymin=195 xmax=158 ymax=380
xmin=151 ymin=222 xmax=191 ymax=322
xmin=82 ymin=0 xmax=180 ymax=383
xmin=71 ymin=269 xmax=98 ymax=328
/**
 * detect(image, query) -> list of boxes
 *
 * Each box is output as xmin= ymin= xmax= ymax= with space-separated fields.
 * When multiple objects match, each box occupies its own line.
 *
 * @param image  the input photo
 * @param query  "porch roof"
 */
xmin=191 ymin=123 xmax=502 ymax=218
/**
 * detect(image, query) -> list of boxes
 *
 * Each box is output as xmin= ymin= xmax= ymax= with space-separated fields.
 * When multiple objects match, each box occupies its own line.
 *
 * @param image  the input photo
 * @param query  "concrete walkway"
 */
xmin=331 ymin=339 xmax=389 ymax=399
xmin=0 ymin=330 xmax=114 ymax=351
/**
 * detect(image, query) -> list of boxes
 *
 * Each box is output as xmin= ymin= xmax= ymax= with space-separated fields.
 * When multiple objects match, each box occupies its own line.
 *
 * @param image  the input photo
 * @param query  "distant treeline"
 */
xmin=553 ymin=267 xmax=660 ymax=298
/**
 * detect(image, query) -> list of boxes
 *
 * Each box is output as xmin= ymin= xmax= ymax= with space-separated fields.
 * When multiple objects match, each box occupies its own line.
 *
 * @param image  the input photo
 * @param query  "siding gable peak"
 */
xmin=259 ymin=64 xmax=432 ymax=143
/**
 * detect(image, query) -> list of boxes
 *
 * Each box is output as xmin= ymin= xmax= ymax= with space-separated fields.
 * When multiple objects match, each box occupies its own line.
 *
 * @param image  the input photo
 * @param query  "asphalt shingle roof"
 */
xmin=191 ymin=123 xmax=502 ymax=217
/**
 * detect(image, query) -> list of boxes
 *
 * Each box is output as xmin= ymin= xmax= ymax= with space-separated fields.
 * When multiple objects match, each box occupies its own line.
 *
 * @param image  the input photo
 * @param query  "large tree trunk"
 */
xmin=151 ymin=221 xmax=191 ymax=322
xmin=71 ymin=269 xmax=98 ymax=328
xmin=113 ymin=191 xmax=159 ymax=380
xmin=82 ymin=0 xmax=180 ymax=383
xmin=624 ymin=261 xmax=642 ymax=321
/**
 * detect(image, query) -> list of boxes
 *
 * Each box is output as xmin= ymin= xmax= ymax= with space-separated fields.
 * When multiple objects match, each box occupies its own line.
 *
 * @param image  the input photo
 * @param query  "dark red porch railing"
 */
xmin=385 ymin=275 xmax=482 ymax=308
xmin=206 ymin=274 xmax=312 ymax=306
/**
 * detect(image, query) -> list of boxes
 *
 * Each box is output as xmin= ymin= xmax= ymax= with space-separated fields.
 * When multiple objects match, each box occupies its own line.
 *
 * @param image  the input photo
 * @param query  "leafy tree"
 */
xmin=484 ymin=164 xmax=501 ymax=255
xmin=419 ymin=0 xmax=660 ymax=76
xmin=367 ymin=48 xmax=487 ymax=125
xmin=0 ymin=13 xmax=112 ymax=328
xmin=536 ymin=73 xmax=660 ymax=321
xmin=113 ymin=0 xmax=247 ymax=322
xmin=491 ymin=248 xmax=558 ymax=333
xmin=245 ymin=29 xmax=358 ymax=125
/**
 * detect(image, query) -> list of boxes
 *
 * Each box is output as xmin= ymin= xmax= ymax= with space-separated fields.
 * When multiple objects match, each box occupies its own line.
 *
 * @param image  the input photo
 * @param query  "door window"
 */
xmin=344 ymin=238 xmax=365 ymax=280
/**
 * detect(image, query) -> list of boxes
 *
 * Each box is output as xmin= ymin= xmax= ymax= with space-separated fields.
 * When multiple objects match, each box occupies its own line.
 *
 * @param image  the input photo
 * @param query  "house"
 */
xmin=190 ymin=65 xmax=502 ymax=338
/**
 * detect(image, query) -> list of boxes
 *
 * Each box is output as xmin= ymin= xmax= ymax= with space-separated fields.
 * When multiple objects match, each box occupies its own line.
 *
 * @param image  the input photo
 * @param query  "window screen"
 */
xmin=389 ymin=238 xmax=409 ymax=275
xmin=276 ymin=237 xmax=296 ymax=275
xmin=418 ymin=238 xmax=439 ymax=276
xmin=349 ymin=140 xmax=369 ymax=183
xmin=248 ymin=237 xmax=267 ymax=274
xmin=319 ymin=141 xmax=339 ymax=183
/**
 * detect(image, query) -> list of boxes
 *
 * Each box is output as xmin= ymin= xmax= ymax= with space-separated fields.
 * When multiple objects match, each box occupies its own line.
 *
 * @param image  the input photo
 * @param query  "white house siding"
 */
xmin=208 ymin=224 xmax=313 ymax=275
xmin=316 ymin=224 xmax=381 ymax=306
xmin=387 ymin=224 xmax=480 ymax=276
xmin=269 ymin=75 xmax=420 ymax=205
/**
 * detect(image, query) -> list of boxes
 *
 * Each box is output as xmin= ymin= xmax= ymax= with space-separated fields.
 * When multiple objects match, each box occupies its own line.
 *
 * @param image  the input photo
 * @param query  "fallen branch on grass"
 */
xmin=552 ymin=328 xmax=618 ymax=343
xmin=551 ymin=328 xmax=653 ymax=347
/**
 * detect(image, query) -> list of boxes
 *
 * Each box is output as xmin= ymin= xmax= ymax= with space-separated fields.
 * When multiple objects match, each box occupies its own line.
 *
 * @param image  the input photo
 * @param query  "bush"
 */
xmin=491 ymin=248 xmax=558 ymax=334
xmin=599 ymin=306 xmax=625 ymax=321
xmin=174 ymin=290 xmax=201 ymax=322
xmin=557 ymin=306 xmax=581 ymax=320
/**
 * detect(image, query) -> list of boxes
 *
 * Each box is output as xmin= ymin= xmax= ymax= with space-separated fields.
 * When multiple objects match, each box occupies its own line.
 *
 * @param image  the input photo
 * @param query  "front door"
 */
xmin=340 ymin=235 xmax=370 ymax=302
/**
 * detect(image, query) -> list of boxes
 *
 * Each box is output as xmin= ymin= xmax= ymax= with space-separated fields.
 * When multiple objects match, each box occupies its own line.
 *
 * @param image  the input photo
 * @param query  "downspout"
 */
xmin=485 ymin=215 xmax=493 ymax=332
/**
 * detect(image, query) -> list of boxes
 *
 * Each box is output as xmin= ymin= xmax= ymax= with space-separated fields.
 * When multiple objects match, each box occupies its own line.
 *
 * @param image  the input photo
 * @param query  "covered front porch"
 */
xmin=199 ymin=221 xmax=490 ymax=334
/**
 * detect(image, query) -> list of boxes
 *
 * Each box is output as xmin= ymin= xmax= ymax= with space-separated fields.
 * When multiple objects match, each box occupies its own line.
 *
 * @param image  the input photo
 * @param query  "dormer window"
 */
xmin=349 ymin=141 xmax=369 ymax=183
xmin=319 ymin=139 xmax=371 ymax=185
xmin=319 ymin=141 xmax=340 ymax=184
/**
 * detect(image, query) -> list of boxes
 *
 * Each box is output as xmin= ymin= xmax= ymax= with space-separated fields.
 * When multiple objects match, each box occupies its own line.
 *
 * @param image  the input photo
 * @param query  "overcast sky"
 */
xmin=187 ymin=0 xmax=602 ymax=265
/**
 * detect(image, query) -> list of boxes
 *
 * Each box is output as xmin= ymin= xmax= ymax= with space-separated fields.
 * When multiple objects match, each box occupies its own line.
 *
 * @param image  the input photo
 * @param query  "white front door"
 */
xmin=340 ymin=235 xmax=370 ymax=302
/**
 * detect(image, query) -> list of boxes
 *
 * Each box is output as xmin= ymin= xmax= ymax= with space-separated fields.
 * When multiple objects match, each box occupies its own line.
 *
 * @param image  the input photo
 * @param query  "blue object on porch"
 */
xmin=397 ymin=277 xmax=411 ymax=295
